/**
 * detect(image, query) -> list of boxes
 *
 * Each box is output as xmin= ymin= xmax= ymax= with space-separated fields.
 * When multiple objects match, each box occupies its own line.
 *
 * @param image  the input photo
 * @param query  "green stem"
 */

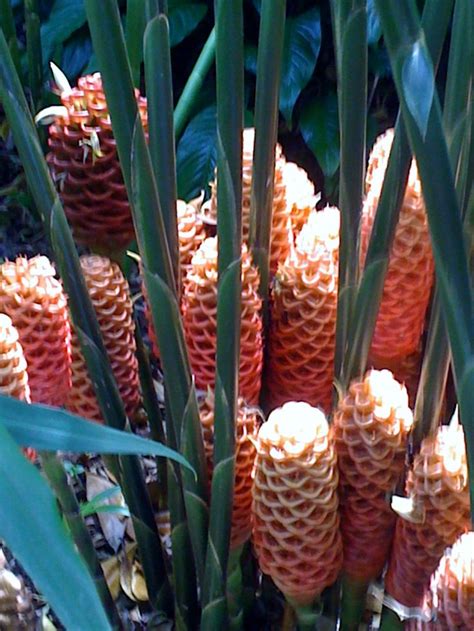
xmin=134 ymin=322 xmax=168 ymax=503
xmin=249 ymin=0 xmax=286 ymax=325
xmin=25 ymin=0 xmax=42 ymax=109
xmin=379 ymin=606 xmax=404 ymax=631
xmin=227 ymin=546 xmax=244 ymax=630
xmin=144 ymin=14 xmax=180 ymax=291
xmin=0 ymin=0 xmax=21 ymax=78
xmin=339 ymin=575 xmax=369 ymax=631
xmin=288 ymin=598 xmax=322 ymax=631
xmin=174 ymin=28 xmax=216 ymax=139
xmin=40 ymin=453 xmax=122 ymax=630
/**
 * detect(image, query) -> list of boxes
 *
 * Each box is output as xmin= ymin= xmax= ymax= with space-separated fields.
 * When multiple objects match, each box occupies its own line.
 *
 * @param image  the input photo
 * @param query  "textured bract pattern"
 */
xmin=281 ymin=161 xmax=318 ymax=235
xmin=266 ymin=207 xmax=339 ymax=412
xmin=146 ymin=199 xmax=206 ymax=357
xmin=200 ymin=395 xmax=260 ymax=549
xmin=0 ymin=314 xmax=30 ymax=402
xmin=182 ymin=237 xmax=263 ymax=404
xmin=362 ymin=128 xmax=434 ymax=362
xmin=385 ymin=420 xmax=470 ymax=609
xmin=333 ymin=369 xmax=413 ymax=581
xmin=66 ymin=255 xmax=140 ymax=422
xmin=47 ymin=73 xmax=147 ymax=250
xmin=0 ymin=256 xmax=71 ymax=407
xmin=203 ymin=128 xmax=292 ymax=274
xmin=252 ymin=402 xmax=342 ymax=605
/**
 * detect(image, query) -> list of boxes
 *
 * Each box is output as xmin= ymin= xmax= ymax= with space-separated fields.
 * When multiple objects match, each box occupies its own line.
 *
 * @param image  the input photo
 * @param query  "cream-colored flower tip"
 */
xmin=252 ymin=401 xmax=342 ymax=604
xmin=0 ymin=313 xmax=30 ymax=402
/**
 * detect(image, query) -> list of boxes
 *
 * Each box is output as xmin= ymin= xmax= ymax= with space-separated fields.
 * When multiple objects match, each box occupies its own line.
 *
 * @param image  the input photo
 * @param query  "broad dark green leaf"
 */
xmin=401 ymin=40 xmax=434 ymax=139
xmin=169 ymin=0 xmax=207 ymax=47
xmin=0 ymin=424 xmax=112 ymax=631
xmin=61 ymin=29 xmax=93 ymax=80
xmin=0 ymin=394 xmax=193 ymax=472
xmin=41 ymin=0 xmax=87 ymax=70
xmin=367 ymin=0 xmax=381 ymax=44
xmin=279 ymin=7 xmax=321 ymax=126
xmin=299 ymin=91 xmax=340 ymax=176
xmin=177 ymin=104 xmax=217 ymax=200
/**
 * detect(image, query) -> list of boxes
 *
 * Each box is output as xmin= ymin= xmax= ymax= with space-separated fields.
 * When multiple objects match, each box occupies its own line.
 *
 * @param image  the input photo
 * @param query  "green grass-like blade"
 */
xmin=25 ymin=0 xmax=42 ymax=109
xmin=0 ymin=29 xmax=172 ymax=612
xmin=0 ymin=0 xmax=22 ymax=77
xmin=343 ymin=0 xmax=453 ymax=386
xmin=174 ymin=27 xmax=216 ymax=139
xmin=331 ymin=0 xmax=367 ymax=382
xmin=0 ymin=395 xmax=192 ymax=470
xmin=376 ymin=0 xmax=474 ymax=517
xmin=144 ymin=15 xmax=179 ymax=289
xmin=201 ymin=1 xmax=244 ymax=627
xmin=249 ymin=0 xmax=286 ymax=321
xmin=413 ymin=0 xmax=471 ymax=445
xmin=125 ymin=0 xmax=146 ymax=87
xmin=0 ymin=424 xmax=113 ymax=631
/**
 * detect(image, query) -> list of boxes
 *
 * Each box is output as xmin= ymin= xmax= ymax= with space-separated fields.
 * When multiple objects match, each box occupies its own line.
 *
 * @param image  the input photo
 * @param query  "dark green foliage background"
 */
xmin=2 ymin=0 xmax=399 ymax=201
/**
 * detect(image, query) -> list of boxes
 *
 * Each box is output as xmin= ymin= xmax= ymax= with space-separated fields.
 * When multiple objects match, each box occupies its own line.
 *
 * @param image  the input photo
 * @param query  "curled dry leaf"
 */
xmin=86 ymin=472 xmax=128 ymax=552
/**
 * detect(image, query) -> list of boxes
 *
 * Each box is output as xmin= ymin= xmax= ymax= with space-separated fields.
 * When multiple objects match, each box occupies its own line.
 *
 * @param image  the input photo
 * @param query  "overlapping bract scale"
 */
xmin=47 ymin=72 xmax=147 ymax=250
xmin=0 ymin=256 xmax=71 ymax=407
xmin=251 ymin=402 xmax=342 ymax=605
xmin=361 ymin=128 xmax=434 ymax=363
xmin=146 ymin=199 xmax=206 ymax=357
xmin=203 ymin=128 xmax=292 ymax=274
xmin=182 ymin=237 xmax=263 ymax=404
xmin=0 ymin=314 xmax=30 ymax=402
xmin=66 ymin=255 xmax=140 ymax=422
xmin=281 ymin=161 xmax=318 ymax=235
xmin=266 ymin=207 xmax=339 ymax=412
xmin=333 ymin=369 xmax=413 ymax=581
xmin=385 ymin=419 xmax=470 ymax=609
xmin=200 ymin=394 xmax=260 ymax=549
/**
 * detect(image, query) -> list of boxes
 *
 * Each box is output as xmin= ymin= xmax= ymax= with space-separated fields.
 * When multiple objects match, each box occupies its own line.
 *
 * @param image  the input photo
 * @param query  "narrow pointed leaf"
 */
xmin=0 ymin=424 xmax=112 ymax=631
xmin=401 ymin=40 xmax=434 ymax=139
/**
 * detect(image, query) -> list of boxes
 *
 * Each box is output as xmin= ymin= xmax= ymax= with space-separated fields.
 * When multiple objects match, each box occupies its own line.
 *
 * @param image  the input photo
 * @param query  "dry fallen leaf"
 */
xmin=86 ymin=472 xmax=128 ymax=552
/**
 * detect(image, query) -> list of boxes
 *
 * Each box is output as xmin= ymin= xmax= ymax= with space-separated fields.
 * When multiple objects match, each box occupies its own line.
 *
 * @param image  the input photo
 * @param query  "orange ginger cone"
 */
xmin=333 ymin=369 xmax=413 ymax=582
xmin=266 ymin=207 xmax=339 ymax=413
xmin=0 ymin=314 xmax=36 ymax=462
xmin=361 ymin=128 xmax=434 ymax=364
xmin=199 ymin=393 xmax=260 ymax=549
xmin=145 ymin=199 xmax=206 ymax=357
xmin=0 ymin=313 xmax=30 ymax=402
xmin=47 ymin=72 xmax=147 ymax=251
xmin=281 ymin=161 xmax=318 ymax=235
xmin=203 ymin=128 xmax=292 ymax=274
xmin=0 ymin=256 xmax=71 ymax=407
xmin=251 ymin=401 xmax=342 ymax=605
xmin=182 ymin=237 xmax=263 ymax=404
xmin=384 ymin=416 xmax=470 ymax=610
xmin=66 ymin=255 xmax=140 ymax=422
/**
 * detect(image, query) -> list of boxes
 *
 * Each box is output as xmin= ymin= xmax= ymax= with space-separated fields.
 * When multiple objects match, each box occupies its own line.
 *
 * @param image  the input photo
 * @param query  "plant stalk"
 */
xmin=174 ymin=28 xmax=216 ymax=139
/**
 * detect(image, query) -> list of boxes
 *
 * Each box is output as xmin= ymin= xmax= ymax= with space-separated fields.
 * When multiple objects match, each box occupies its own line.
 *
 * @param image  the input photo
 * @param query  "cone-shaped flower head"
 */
xmin=66 ymin=255 xmax=140 ymax=422
xmin=203 ymin=128 xmax=292 ymax=274
xmin=47 ymin=73 xmax=147 ymax=251
xmin=0 ymin=314 xmax=30 ymax=402
xmin=145 ymin=199 xmax=206 ymax=357
xmin=200 ymin=393 xmax=260 ymax=549
xmin=385 ymin=416 xmax=470 ymax=609
xmin=266 ymin=207 xmax=339 ymax=412
xmin=252 ymin=402 xmax=343 ymax=605
xmin=361 ymin=128 xmax=434 ymax=363
xmin=182 ymin=237 xmax=263 ymax=404
xmin=281 ymin=161 xmax=318 ymax=235
xmin=0 ymin=256 xmax=71 ymax=407
xmin=334 ymin=369 xmax=413 ymax=581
